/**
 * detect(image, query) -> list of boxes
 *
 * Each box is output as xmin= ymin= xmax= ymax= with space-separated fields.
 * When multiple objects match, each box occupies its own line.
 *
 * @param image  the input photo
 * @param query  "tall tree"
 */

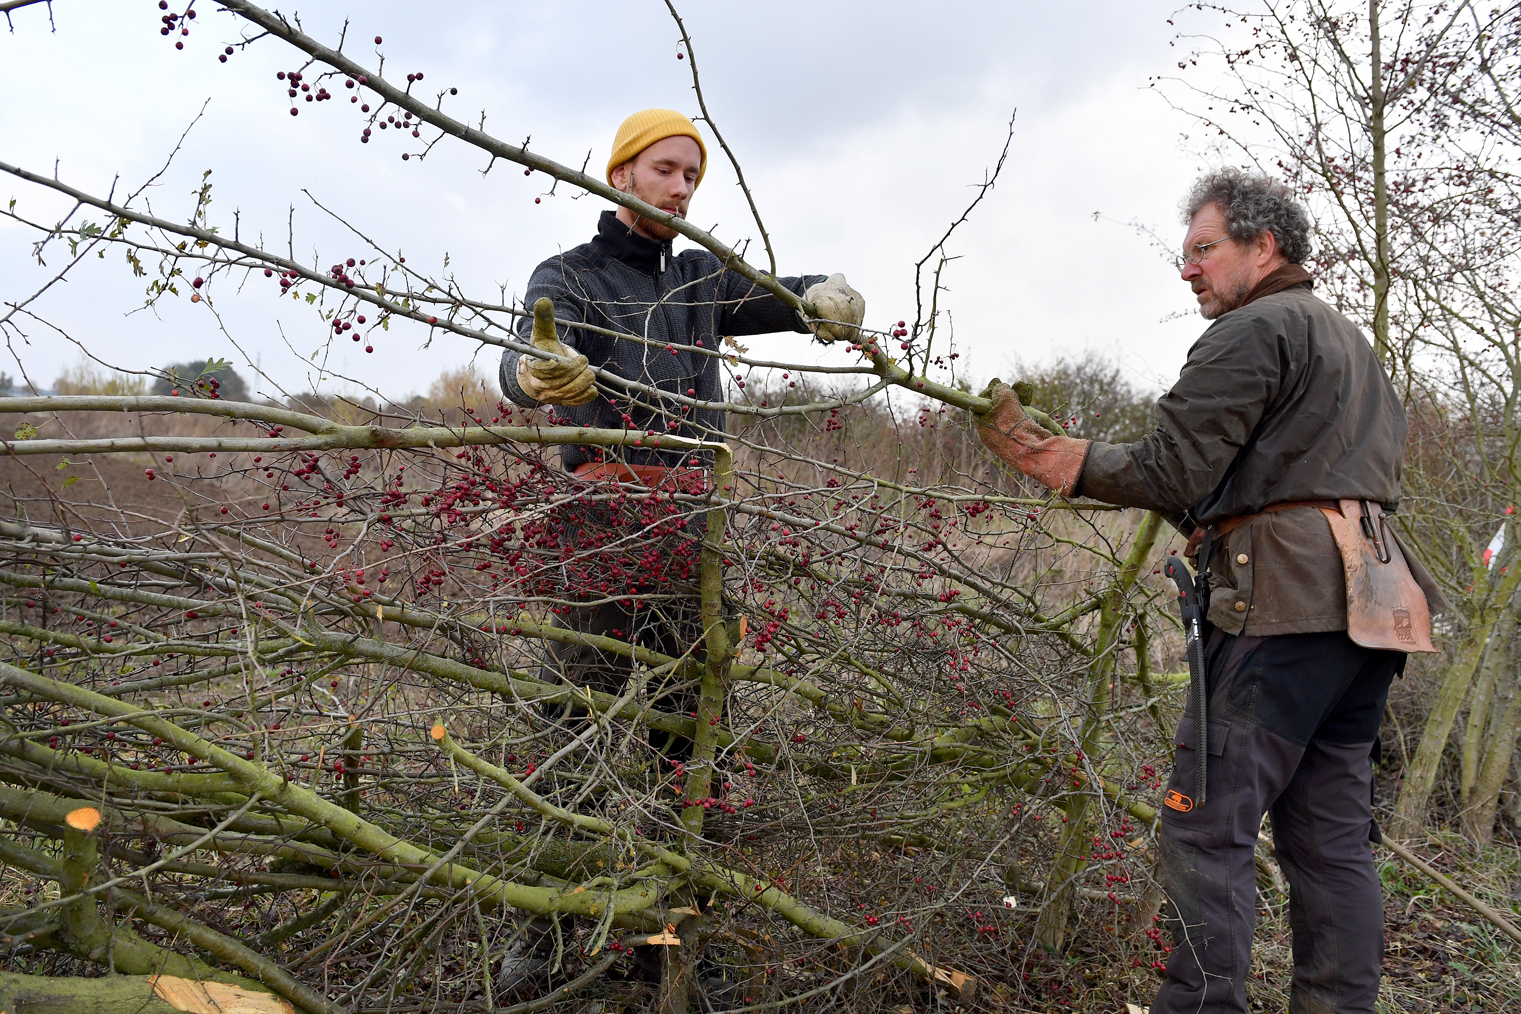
xmin=1165 ymin=0 xmax=1521 ymax=840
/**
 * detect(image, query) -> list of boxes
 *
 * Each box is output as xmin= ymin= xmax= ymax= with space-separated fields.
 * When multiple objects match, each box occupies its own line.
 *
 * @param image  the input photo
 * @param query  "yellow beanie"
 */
xmin=606 ymin=109 xmax=708 ymax=189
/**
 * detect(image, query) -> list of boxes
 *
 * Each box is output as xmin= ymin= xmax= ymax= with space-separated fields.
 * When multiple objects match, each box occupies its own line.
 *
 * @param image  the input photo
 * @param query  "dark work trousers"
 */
xmin=1151 ymin=629 xmax=1404 ymax=1014
xmin=541 ymin=593 xmax=706 ymax=761
xmin=537 ymin=499 xmax=715 ymax=765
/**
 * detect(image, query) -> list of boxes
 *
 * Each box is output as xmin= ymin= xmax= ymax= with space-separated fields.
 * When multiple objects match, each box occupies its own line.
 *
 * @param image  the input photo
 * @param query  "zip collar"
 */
xmin=593 ymin=209 xmax=672 ymax=275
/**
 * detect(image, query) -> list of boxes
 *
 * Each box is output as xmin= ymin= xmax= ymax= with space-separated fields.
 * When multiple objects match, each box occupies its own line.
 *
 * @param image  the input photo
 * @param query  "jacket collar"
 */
xmin=592 ymin=209 xmax=671 ymax=273
xmin=1241 ymin=262 xmax=1313 ymax=307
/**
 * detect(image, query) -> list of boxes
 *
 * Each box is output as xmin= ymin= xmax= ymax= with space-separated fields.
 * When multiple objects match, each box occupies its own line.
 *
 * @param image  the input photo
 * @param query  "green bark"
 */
xmin=1034 ymin=511 xmax=1163 ymax=951
xmin=1392 ymin=562 xmax=1521 ymax=838
xmin=0 ymin=972 xmax=196 ymax=1014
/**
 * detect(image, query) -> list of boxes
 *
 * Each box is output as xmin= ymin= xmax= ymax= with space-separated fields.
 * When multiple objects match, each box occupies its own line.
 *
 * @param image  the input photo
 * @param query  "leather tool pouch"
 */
xmin=1318 ymin=499 xmax=1436 ymax=653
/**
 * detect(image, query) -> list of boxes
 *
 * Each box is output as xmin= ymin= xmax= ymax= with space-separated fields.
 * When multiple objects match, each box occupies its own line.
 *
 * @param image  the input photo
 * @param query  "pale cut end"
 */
xmin=65 ymin=806 xmax=101 ymax=832
xmin=430 ymin=723 xmax=446 ymax=741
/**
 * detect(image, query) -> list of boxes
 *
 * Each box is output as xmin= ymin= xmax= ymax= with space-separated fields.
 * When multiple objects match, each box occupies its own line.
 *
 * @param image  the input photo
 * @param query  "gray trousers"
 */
xmin=1151 ymin=630 xmax=1403 ymax=1014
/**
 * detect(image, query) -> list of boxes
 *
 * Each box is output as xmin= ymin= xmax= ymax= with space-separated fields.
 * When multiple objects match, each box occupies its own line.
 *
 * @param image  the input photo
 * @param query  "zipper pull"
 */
xmin=660 ymin=248 xmax=667 ymax=274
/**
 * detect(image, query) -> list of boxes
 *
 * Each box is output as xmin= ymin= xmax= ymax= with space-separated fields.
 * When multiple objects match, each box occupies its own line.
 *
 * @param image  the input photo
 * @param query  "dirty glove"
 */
xmin=802 ymin=273 xmax=864 ymax=344
xmin=515 ymin=298 xmax=598 ymax=407
xmin=975 ymin=380 xmax=1091 ymax=496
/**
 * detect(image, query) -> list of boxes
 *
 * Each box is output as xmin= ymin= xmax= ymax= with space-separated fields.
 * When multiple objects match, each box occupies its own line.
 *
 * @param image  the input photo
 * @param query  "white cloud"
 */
xmin=0 ymin=0 xmax=1225 ymax=400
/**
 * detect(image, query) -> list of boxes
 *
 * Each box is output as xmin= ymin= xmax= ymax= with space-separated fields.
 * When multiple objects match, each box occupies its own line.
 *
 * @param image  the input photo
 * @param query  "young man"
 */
xmin=975 ymin=169 xmax=1444 ymax=1014
xmin=498 ymin=108 xmax=862 ymax=754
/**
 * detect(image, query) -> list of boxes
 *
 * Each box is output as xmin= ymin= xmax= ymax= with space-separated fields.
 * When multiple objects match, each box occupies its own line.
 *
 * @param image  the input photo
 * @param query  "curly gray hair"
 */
xmin=1182 ymin=168 xmax=1312 ymax=265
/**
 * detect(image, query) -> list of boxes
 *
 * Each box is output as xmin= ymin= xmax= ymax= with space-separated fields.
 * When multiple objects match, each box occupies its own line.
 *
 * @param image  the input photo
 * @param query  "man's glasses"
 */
xmin=1177 ymin=236 xmax=1232 ymax=269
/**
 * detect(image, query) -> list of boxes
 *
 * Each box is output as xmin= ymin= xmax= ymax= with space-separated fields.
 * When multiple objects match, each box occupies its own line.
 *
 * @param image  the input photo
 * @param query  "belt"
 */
xmin=571 ymin=461 xmax=710 ymax=492
xmin=1213 ymin=498 xmax=1341 ymax=538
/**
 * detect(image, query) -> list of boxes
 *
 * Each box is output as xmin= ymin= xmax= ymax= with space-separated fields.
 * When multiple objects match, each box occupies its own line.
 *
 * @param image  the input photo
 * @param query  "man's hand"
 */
xmin=803 ymin=273 xmax=865 ymax=344
xmin=516 ymin=298 xmax=598 ymax=407
xmin=975 ymin=380 xmax=1091 ymax=496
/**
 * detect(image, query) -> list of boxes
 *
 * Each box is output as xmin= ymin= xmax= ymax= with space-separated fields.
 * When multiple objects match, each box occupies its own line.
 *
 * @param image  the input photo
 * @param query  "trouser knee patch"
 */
xmin=1289 ymin=983 xmax=1340 ymax=1014
xmin=1158 ymin=833 xmax=1202 ymax=946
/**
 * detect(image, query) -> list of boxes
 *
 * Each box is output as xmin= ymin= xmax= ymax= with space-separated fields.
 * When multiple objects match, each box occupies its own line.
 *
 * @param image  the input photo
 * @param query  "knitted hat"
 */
xmin=605 ymin=109 xmax=708 ymax=188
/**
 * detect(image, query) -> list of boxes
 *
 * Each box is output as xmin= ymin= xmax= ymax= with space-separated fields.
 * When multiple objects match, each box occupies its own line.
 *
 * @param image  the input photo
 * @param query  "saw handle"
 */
xmin=1164 ymin=557 xmax=1200 ymax=624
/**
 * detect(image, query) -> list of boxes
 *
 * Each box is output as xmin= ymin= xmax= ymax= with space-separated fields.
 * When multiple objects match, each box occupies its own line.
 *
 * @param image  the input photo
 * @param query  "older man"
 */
xmin=498 ymin=108 xmax=862 ymax=756
xmin=977 ymin=169 xmax=1443 ymax=1014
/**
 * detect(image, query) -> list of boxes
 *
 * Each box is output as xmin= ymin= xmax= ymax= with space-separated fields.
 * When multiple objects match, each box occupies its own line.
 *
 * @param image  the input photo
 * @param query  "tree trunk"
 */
xmin=1466 ymin=654 xmax=1521 ymax=842
xmin=1460 ymin=606 xmax=1516 ymax=803
xmin=0 ymin=973 xmax=188 ymax=1014
xmin=1392 ymin=564 xmax=1521 ymax=838
xmin=1368 ymin=0 xmax=1393 ymax=367
xmin=1034 ymin=512 xmax=1162 ymax=950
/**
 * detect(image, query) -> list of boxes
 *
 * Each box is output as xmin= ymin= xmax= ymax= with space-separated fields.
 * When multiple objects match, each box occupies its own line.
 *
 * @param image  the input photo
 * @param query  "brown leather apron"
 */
xmin=1316 ymin=499 xmax=1435 ymax=653
xmin=1206 ymin=499 xmax=1435 ymax=653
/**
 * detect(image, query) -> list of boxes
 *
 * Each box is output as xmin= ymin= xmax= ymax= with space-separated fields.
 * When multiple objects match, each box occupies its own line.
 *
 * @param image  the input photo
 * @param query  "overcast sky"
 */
xmin=0 ymin=1 xmax=1237 ymax=402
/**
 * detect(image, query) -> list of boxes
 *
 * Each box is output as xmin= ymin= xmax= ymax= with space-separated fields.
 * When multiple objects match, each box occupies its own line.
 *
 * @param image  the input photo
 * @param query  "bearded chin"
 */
xmin=634 ymin=216 xmax=679 ymax=242
xmin=1201 ymin=278 xmax=1254 ymax=320
xmin=627 ymin=177 xmax=681 ymax=242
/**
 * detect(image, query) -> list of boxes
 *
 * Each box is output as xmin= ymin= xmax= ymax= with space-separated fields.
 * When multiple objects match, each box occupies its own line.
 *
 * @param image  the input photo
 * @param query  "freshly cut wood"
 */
xmin=0 ymin=972 xmax=287 ymax=1014
xmin=64 ymin=806 xmax=101 ymax=832
xmin=150 ymin=975 xmax=298 ymax=1014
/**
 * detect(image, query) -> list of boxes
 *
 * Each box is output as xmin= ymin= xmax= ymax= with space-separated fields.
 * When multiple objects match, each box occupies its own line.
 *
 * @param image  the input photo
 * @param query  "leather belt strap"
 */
xmin=572 ymin=461 xmax=709 ymax=491
xmin=1214 ymin=498 xmax=1342 ymax=538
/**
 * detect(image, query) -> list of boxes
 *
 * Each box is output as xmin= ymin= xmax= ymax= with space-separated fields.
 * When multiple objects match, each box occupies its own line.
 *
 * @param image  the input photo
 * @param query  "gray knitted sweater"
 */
xmin=500 ymin=210 xmax=822 ymax=470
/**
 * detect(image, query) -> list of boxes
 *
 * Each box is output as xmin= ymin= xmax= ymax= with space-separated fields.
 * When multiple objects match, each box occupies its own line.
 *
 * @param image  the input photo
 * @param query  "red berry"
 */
xmin=374 ymin=35 xmax=382 ymax=44
xmin=290 ymin=108 xmax=298 ymax=116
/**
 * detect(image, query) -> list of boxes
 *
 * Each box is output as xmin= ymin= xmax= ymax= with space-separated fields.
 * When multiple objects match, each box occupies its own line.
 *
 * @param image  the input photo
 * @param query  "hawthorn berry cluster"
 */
xmin=276 ymin=68 xmax=336 ymax=114
xmin=156 ymin=1 xmax=196 ymax=50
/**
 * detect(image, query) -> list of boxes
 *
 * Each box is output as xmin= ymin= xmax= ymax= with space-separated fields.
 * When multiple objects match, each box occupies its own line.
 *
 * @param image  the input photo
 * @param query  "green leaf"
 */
xmin=62 ymin=476 xmax=78 ymax=488
xmin=14 ymin=423 xmax=37 ymax=440
xmin=305 ymin=292 xmax=317 ymax=304
xmin=55 ymin=458 xmax=72 ymax=471
xmin=88 ymin=580 xmax=100 ymax=595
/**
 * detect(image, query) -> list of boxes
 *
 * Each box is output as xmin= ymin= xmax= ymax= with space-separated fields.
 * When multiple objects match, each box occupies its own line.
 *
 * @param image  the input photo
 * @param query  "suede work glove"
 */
xmin=975 ymin=380 xmax=1091 ymax=496
xmin=516 ymin=298 xmax=598 ymax=407
xmin=802 ymin=273 xmax=865 ymax=344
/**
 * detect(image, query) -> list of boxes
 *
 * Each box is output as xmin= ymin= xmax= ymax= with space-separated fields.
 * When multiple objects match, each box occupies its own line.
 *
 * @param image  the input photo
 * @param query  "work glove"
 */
xmin=515 ymin=298 xmax=598 ymax=407
xmin=975 ymin=380 xmax=1091 ymax=497
xmin=802 ymin=273 xmax=864 ymax=344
